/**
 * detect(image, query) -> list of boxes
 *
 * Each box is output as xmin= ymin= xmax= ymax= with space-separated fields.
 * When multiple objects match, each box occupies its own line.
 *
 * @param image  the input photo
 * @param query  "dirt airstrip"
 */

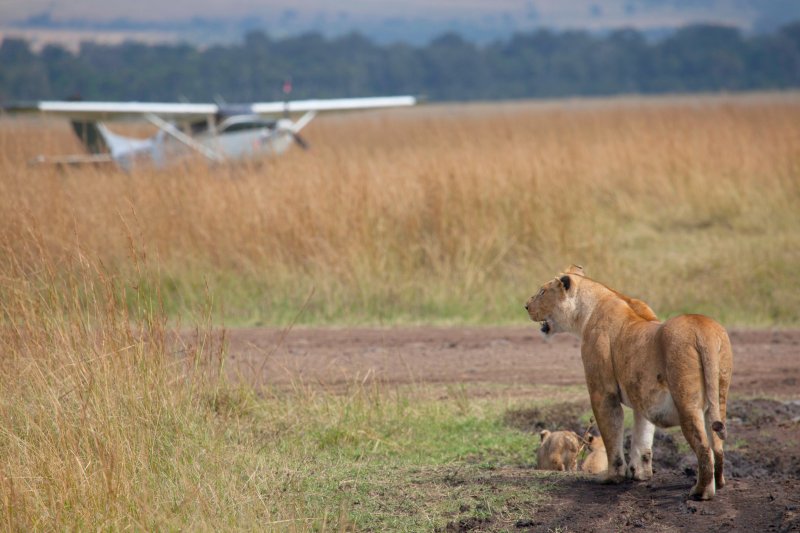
xmin=223 ymin=327 xmax=800 ymax=532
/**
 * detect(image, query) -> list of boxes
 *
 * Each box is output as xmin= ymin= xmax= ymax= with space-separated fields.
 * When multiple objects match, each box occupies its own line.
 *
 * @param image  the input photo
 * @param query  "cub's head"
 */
xmin=585 ymin=434 xmax=605 ymax=451
xmin=537 ymin=430 xmax=581 ymax=471
xmin=525 ymin=273 xmax=575 ymax=337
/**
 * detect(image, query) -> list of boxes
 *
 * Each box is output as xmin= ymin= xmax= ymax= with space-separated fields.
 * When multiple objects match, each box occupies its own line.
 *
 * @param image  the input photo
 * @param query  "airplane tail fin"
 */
xmin=70 ymin=120 xmax=153 ymax=168
xmin=94 ymin=124 xmax=152 ymax=158
xmin=70 ymin=120 xmax=108 ymax=154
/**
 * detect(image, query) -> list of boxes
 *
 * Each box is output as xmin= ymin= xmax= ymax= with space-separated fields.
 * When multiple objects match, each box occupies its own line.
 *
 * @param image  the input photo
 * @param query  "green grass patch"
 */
xmin=0 ymin=245 xmax=573 ymax=530
xmin=234 ymin=386 xmax=556 ymax=531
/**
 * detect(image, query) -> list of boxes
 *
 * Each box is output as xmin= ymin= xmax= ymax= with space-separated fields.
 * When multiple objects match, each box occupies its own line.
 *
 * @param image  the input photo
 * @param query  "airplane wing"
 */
xmin=2 ymin=101 xmax=219 ymax=121
xmin=250 ymin=96 xmax=416 ymax=114
xmin=3 ymin=96 xmax=416 ymax=121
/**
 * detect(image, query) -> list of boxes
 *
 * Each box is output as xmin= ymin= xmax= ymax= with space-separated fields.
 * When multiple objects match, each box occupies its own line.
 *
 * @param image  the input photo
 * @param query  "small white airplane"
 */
xmin=2 ymin=95 xmax=416 ymax=170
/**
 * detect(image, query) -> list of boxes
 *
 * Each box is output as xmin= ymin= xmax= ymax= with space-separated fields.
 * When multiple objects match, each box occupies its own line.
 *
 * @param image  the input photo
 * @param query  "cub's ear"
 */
xmin=587 ymin=435 xmax=594 ymax=444
xmin=559 ymin=275 xmax=571 ymax=291
xmin=539 ymin=430 xmax=551 ymax=442
xmin=566 ymin=264 xmax=585 ymax=276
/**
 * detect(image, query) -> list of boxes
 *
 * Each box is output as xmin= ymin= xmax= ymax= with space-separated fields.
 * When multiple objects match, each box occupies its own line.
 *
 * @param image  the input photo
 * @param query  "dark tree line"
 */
xmin=2 ymin=22 xmax=800 ymax=102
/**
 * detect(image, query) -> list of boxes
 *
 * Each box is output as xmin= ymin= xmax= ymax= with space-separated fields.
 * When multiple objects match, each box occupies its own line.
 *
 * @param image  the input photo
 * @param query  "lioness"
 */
xmin=581 ymin=434 xmax=608 ymax=475
xmin=537 ymin=429 xmax=581 ymax=471
xmin=525 ymin=268 xmax=733 ymax=500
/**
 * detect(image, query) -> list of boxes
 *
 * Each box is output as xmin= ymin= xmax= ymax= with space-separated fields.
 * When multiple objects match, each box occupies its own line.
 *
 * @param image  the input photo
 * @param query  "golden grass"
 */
xmin=0 ymin=242 xmax=227 ymax=529
xmin=0 ymin=238 xmax=555 ymax=529
xmin=2 ymin=93 xmax=799 ymax=326
xmin=1 ymin=94 xmax=799 ymax=527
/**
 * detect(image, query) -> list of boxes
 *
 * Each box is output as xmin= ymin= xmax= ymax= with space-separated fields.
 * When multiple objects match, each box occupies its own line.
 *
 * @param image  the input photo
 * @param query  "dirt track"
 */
xmin=225 ymin=326 xmax=800 ymax=397
xmin=224 ymin=326 xmax=800 ymax=532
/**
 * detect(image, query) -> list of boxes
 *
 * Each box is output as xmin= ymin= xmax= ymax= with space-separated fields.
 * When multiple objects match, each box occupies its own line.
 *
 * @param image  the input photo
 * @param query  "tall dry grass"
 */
xmin=2 ymin=93 xmax=799 ymax=324
xmin=0 ymin=234 xmax=545 ymax=530
xmin=1 ymin=93 xmax=799 ymax=528
xmin=0 ymin=234 xmax=260 ymax=529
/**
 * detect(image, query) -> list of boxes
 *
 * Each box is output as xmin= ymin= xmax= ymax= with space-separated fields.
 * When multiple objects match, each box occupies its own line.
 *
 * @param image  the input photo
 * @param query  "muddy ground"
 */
xmin=223 ymin=327 xmax=800 ymax=532
xmin=500 ymin=397 xmax=800 ymax=532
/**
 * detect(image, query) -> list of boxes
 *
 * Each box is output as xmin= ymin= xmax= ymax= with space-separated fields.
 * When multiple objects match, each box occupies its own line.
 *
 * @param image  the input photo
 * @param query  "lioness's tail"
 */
xmin=696 ymin=327 xmax=730 ymax=440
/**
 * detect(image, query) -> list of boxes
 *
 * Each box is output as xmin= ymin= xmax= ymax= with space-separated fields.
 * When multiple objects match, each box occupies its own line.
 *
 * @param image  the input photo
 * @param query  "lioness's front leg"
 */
xmin=629 ymin=410 xmax=655 ymax=481
xmin=581 ymin=335 xmax=627 ymax=483
xmin=589 ymin=390 xmax=627 ymax=483
xmin=581 ymin=337 xmax=627 ymax=482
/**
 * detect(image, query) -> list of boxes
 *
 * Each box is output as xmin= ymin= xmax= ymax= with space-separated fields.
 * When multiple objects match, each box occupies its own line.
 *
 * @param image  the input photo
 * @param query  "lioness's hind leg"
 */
xmin=629 ymin=411 xmax=655 ymax=481
xmin=713 ymin=343 xmax=732 ymax=490
xmin=710 ymin=390 xmax=728 ymax=490
xmin=679 ymin=410 xmax=716 ymax=500
xmin=710 ymin=422 xmax=725 ymax=490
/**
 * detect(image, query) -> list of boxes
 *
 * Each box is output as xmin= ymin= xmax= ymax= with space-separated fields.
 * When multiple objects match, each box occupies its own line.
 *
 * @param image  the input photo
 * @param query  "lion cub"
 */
xmin=537 ymin=430 xmax=581 ymax=471
xmin=580 ymin=434 xmax=608 ymax=474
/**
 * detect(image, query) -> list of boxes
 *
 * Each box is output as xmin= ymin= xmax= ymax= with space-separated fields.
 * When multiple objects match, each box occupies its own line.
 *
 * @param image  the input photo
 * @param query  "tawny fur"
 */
xmin=565 ymin=265 xmax=658 ymax=322
xmin=580 ymin=435 xmax=608 ymax=474
xmin=525 ymin=268 xmax=733 ymax=500
xmin=537 ymin=430 xmax=581 ymax=472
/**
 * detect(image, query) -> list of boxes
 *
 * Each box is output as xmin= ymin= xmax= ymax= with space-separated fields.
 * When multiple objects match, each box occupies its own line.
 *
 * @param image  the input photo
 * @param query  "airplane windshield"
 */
xmin=218 ymin=117 xmax=275 ymax=133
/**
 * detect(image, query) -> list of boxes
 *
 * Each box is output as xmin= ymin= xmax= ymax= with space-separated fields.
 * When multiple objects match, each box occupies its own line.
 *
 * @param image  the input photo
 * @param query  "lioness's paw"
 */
xmin=602 ymin=470 xmax=626 ymax=484
xmin=602 ymin=460 xmax=627 ymax=483
xmin=688 ymin=483 xmax=715 ymax=501
xmin=602 ymin=475 xmax=625 ymax=484
xmin=628 ymin=463 xmax=653 ymax=481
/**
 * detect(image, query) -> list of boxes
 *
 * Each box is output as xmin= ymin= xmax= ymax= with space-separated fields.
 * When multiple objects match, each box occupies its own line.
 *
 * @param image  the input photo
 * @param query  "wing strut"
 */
xmin=292 ymin=110 xmax=317 ymax=133
xmin=145 ymin=113 xmax=224 ymax=162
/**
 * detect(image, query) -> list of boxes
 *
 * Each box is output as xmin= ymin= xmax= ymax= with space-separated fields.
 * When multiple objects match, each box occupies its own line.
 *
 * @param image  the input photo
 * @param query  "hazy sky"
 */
xmin=0 ymin=0 xmax=757 ymax=26
xmin=2 ymin=0 xmax=799 ymax=44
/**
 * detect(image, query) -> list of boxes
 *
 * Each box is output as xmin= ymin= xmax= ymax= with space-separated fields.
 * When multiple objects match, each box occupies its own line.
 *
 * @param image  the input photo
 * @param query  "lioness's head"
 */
xmin=524 ymin=273 xmax=576 ymax=337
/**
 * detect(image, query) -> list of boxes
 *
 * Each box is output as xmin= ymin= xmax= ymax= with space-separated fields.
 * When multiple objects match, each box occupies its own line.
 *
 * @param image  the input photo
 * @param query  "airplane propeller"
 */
xmin=291 ymin=132 xmax=310 ymax=150
xmin=276 ymin=117 xmax=311 ymax=150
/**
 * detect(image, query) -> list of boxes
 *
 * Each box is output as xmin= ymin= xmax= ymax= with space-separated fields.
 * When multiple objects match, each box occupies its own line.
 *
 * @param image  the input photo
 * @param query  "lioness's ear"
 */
xmin=559 ymin=275 xmax=571 ymax=291
xmin=539 ymin=430 xmax=550 ymax=441
xmin=566 ymin=264 xmax=585 ymax=276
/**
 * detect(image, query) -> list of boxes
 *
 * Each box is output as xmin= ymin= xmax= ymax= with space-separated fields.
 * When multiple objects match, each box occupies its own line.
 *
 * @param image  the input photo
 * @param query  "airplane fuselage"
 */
xmin=197 ymin=124 xmax=294 ymax=160
xmin=105 ymin=115 xmax=297 ymax=169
